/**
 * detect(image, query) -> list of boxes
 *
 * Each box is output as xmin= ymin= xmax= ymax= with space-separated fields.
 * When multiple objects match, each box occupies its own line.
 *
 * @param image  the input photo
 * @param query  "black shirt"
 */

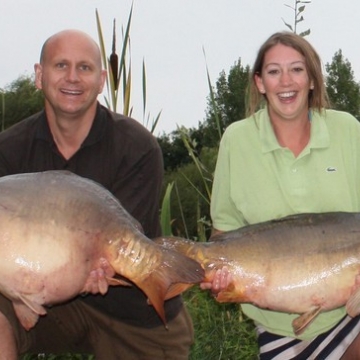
xmin=0 ymin=103 xmax=183 ymax=327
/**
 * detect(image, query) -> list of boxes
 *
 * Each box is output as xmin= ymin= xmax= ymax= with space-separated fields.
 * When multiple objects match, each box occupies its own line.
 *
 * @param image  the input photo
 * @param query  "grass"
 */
xmin=185 ymin=287 xmax=258 ymax=360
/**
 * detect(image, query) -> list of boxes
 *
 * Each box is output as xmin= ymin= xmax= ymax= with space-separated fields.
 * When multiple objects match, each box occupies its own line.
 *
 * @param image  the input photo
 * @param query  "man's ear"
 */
xmin=34 ymin=63 xmax=43 ymax=90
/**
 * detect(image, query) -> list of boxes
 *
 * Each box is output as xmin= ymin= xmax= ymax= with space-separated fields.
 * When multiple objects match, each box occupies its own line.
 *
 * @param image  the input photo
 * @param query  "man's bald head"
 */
xmin=39 ymin=29 xmax=103 ymax=69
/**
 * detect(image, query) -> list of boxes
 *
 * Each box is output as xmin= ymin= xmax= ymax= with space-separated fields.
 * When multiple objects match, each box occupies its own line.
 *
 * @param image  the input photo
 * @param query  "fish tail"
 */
xmin=134 ymin=247 xmax=204 ymax=324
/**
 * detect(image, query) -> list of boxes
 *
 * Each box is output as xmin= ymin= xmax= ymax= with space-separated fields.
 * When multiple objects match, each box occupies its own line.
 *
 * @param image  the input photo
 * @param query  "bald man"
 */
xmin=0 ymin=29 xmax=193 ymax=360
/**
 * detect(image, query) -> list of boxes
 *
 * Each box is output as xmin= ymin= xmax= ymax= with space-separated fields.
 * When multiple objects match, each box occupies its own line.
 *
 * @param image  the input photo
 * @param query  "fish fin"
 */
xmin=292 ymin=306 xmax=321 ymax=336
xmin=164 ymin=283 xmax=195 ymax=300
xmin=106 ymin=277 xmax=132 ymax=287
xmin=134 ymin=248 xmax=204 ymax=324
xmin=13 ymin=297 xmax=47 ymax=331
xmin=138 ymin=273 xmax=167 ymax=323
xmin=346 ymin=287 xmax=360 ymax=317
xmin=17 ymin=294 xmax=47 ymax=316
xmin=13 ymin=303 xmax=40 ymax=330
xmin=215 ymin=287 xmax=242 ymax=303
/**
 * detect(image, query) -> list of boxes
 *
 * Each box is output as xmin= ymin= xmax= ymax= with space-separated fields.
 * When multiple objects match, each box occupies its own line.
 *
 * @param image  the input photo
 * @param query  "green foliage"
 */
xmin=158 ymin=130 xmax=195 ymax=171
xmin=0 ymin=75 xmax=44 ymax=130
xmin=161 ymin=59 xmax=249 ymax=239
xmin=160 ymin=182 xmax=174 ymax=236
xmin=282 ymin=0 xmax=311 ymax=37
xmin=159 ymin=59 xmax=249 ymax=175
xmin=179 ymin=126 xmax=212 ymax=204
xmin=325 ymin=50 xmax=360 ymax=120
xmin=163 ymin=147 xmax=217 ymax=239
xmin=203 ymin=59 xmax=250 ymax=142
xmin=184 ymin=287 xmax=258 ymax=360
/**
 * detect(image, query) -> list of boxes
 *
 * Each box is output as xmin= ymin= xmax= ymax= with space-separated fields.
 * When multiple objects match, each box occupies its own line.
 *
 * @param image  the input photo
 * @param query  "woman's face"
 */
xmin=255 ymin=43 xmax=313 ymax=122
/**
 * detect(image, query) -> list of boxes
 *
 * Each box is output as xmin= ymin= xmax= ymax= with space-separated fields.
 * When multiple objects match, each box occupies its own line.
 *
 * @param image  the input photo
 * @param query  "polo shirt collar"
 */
xmin=257 ymin=107 xmax=330 ymax=154
xmin=35 ymin=103 xmax=107 ymax=148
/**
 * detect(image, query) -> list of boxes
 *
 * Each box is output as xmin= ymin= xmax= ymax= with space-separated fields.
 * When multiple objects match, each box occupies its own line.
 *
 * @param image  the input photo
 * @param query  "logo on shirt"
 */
xmin=326 ymin=166 xmax=337 ymax=172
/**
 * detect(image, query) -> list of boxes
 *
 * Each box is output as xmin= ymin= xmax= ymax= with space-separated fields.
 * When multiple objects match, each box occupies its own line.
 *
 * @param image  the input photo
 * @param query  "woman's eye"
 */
xmin=293 ymin=67 xmax=304 ymax=73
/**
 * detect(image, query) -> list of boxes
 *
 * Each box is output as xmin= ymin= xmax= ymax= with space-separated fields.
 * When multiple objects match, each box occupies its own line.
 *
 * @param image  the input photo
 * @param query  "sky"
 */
xmin=1 ymin=0 xmax=360 ymax=136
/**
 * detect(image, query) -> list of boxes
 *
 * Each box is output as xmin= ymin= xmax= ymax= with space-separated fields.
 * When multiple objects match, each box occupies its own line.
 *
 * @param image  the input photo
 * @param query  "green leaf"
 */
xmin=296 ymin=15 xmax=304 ymax=24
xmin=282 ymin=20 xmax=293 ymax=32
xmin=298 ymin=5 xmax=305 ymax=13
xmin=95 ymin=9 xmax=111 ymax=104
xmin=160 ymin=182 xmax=174 ymax=236
xmin=149 ymin=110 xmax=162 ymax=134
xmin=299 ymin=29 xmax=311 ymax=37
xmin=123 ymin=63 xmax=132 ymax=116
xmin=203 ymin=47 xmax=222 ymax=141
xmin=142 ymin=59 xmax=147 ymax=117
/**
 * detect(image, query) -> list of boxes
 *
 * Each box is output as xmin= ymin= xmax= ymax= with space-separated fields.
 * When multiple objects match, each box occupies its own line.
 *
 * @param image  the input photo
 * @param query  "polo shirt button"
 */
xmin=292 ymin=168 xmax=297 ymax=173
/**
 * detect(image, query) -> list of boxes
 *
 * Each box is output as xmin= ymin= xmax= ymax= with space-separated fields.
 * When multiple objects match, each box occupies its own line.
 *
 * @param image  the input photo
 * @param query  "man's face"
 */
xmin=35 ymin=32 xmax=106 ymax=119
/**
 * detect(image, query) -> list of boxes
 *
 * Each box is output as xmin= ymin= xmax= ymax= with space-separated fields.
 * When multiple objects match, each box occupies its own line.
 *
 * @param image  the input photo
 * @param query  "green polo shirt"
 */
xmin=211 ymin=107 xmax=360 ymax=339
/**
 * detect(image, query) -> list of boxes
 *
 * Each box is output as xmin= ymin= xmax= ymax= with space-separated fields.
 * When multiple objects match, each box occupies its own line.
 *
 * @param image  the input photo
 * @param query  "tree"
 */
xmin=158 ymin=130 xmax=194 ymax=171
xmin=158 ymin=59 xmax=250 ymax=177
xmin=200 ymin=59 xmax=250 ymax=148
xmin=0 ymin=75 xmax=44 ymax=130
xmin=325 ymin=50 xmax=360 ymax=120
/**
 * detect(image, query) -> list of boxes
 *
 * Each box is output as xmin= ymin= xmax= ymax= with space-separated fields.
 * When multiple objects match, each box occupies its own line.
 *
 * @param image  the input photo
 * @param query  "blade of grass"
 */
xmin=160 ymin=182 xmax=174 ymax=236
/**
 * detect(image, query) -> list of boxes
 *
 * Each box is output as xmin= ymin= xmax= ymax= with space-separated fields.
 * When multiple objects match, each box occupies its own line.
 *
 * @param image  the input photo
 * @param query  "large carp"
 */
xmin=0 ymin=170 xmax=204 ymax=330
xmin=156 ymin=212 xmax=360 ymax=335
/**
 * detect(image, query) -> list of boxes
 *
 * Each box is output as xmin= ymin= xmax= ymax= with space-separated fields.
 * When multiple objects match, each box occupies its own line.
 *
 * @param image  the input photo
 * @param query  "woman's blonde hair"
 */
xmin=246 ymin=31 xmax=330 ymax=116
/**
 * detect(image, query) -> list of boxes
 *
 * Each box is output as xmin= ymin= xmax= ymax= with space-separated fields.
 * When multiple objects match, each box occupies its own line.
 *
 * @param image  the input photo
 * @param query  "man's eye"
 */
xmin=80 ymin=65 xmax=91 ymax=71
xmin=56 ymin=63 xmax=67 ymax=69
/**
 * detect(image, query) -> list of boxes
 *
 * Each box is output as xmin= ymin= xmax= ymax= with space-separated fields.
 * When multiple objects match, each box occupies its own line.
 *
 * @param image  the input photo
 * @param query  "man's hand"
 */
xmin=82 ymin=258 xmax=116 ymax=295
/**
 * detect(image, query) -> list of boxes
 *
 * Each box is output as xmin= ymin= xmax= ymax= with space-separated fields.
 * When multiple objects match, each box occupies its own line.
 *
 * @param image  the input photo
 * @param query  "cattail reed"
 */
xmin=110 ymin=19 xmax=119 ymax=91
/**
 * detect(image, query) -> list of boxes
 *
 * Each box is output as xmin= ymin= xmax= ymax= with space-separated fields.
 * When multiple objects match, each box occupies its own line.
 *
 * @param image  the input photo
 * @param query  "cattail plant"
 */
xmin=96 ymin=6 xmax=160 ymax=133
xmin=96 ymin=7 xmax=132 ymax=114
xmin=110 ymin=19 xmax=119 ymax=91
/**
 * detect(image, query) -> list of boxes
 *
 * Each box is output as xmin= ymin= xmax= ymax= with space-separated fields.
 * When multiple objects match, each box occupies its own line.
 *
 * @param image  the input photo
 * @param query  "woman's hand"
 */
xmin=200 ymin=266 xmax=232 ymax=295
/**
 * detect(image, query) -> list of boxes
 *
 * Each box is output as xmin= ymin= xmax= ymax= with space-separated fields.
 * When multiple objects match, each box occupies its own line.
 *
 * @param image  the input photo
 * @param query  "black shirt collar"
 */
xmin=35 ymin=103 xmax=108 ymax=148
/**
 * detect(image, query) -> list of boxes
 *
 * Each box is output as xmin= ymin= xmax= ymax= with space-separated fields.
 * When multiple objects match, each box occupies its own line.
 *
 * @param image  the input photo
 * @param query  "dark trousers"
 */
xmin=0 ymin=294 xmax=194 ymax=360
